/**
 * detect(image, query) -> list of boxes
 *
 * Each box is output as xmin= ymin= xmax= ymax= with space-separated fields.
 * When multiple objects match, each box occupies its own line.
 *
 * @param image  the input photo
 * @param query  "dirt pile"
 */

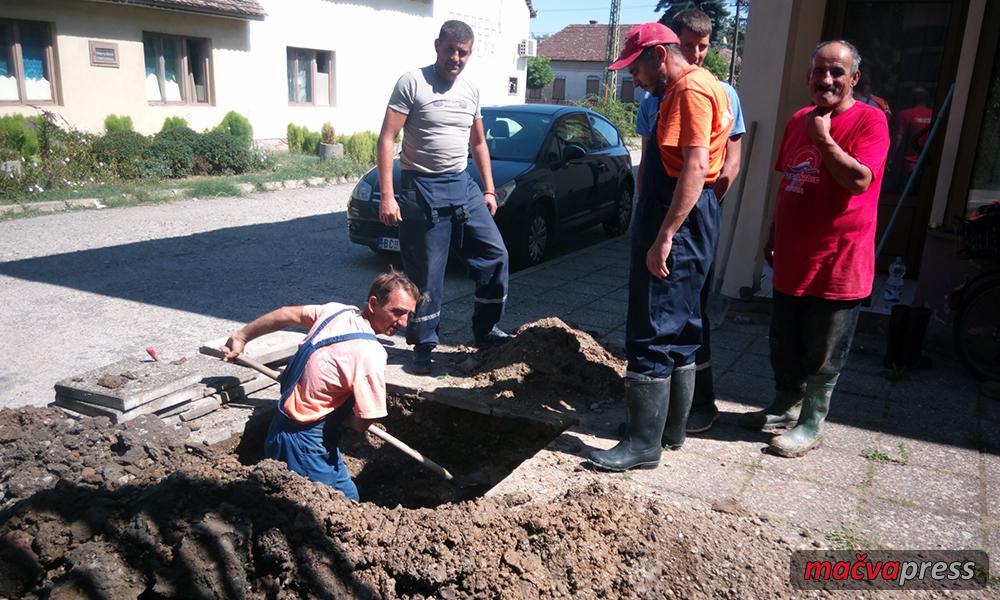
xmin=463 ymin=317 xmax=625 ymax=409
xmin=0 ymin=406 xmax=839 ymax=599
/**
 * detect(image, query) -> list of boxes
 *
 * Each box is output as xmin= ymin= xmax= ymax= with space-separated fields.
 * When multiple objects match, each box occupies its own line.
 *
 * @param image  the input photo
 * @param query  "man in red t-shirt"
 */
xmin=740 ymin=40 xmax=889 ymax=458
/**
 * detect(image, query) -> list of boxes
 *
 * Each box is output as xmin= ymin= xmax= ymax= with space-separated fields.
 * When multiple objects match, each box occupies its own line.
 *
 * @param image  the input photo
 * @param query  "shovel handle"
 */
xmin=201 ymin=346 xmax=455 ymax=481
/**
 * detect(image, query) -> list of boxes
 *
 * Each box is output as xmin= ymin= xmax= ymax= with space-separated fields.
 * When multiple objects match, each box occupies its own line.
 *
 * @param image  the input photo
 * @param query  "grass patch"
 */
xmin=742 ymin=458 xmax=764 ymax=475
xmin=896 ymin=442 xmax=910 ymax=465
xmin=862 ymin=447 xmax=892 ymax=464
xmin=825 ymin=523 xmax=881 ymax=550
xmin=183 ymin=179 xmax=244 ymax=199
xmin=861 ymin=463 xmax=876 ymax=488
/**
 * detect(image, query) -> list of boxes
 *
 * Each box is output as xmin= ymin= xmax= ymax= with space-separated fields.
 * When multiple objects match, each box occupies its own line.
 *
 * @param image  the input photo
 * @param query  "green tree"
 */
xmin=654 ymin=0 xmax=730 ymax=44
xmin=527 ymin=55 xmax=555 ymax=91
xmin=702 ymin=48 xmax=728 ymax=80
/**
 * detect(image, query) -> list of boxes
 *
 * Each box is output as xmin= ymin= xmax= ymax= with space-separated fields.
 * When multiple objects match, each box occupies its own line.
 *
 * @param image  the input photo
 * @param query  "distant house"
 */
xmin=535 ymin=22 xmax=639 ymax=104
xmin=0 ymin=0 xmax=535 ymax=142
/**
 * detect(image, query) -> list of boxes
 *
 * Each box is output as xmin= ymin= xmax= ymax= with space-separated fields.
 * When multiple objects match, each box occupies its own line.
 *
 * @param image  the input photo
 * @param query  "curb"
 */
xmin=0 ymin=175 xmax=359 ymax=218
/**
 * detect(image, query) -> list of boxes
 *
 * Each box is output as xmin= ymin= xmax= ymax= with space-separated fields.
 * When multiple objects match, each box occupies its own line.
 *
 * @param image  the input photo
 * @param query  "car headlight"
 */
xmin=494 ymin=180 xmax=516 ymax=207
xmin=352 ymin=179 xmax=373 ymax=202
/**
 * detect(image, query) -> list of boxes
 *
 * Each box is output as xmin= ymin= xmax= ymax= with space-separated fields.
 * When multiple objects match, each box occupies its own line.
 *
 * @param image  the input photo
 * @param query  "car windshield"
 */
xmin=481 ymin=110 xmax=553 ymax=162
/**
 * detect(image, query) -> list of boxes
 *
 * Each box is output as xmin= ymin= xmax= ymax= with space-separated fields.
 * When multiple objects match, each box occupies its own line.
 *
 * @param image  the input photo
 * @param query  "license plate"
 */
xmin=377 ymin=237 xmax=400 ymax=251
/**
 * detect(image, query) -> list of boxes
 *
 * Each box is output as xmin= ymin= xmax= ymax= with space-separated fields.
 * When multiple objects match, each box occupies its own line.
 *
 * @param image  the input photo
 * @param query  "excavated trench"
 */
xmin=228 ymin=393 xmax=565 ymax=508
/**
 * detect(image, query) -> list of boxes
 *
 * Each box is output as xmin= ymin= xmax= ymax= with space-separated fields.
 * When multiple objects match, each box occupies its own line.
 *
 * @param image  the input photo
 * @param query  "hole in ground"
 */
xmin=226 ymin=393 xmax=564 ymax=508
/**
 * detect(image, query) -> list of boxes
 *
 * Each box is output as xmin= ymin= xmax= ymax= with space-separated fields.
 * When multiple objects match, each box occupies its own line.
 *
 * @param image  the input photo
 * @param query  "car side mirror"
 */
xmin=563 ymin=144 xmax=586 ymax=160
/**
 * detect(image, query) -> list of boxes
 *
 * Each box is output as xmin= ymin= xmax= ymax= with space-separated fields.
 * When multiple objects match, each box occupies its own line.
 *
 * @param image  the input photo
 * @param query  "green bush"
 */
xmin=0 ymin=114 xmax=40 ymax=158
xmin=161 ymin=116 xmax=189 ymax=132
xmin=104 ymin=114 xmax=134 ymax=134
xmin=576 ymin=97 xmax=637 ymax=142
xmin=321 ymin=122 xmax=336 ymax=144
xmin=144 ymin=137 xmax=195 ymax=178
xmin=286 ymin=123 xmax=305 ymax=153
xmin=92 ymin=130 xmax=148 ymax=178
xmin=154 ymin=126 xmax=200 ymax=149
xmin=303 ymin=131 xmax=322 ymax=155
xmin=196 ymin=131 xmax=251 ymax=175
xmin=214 ymin=111 xmax=253 ymax=145
xmin=344 ymin=131 xmax=378 ymax=165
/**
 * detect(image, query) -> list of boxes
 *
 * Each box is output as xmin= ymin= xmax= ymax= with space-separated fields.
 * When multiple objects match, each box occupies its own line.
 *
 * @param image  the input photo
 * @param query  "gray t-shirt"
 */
xmin=388 ymin=65 xmax=481 ymax=174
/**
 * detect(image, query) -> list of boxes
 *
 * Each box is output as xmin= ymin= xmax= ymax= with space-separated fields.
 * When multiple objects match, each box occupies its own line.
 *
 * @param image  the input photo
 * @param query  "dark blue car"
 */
xmin=347 ymin=104 xmax=634 ymax=268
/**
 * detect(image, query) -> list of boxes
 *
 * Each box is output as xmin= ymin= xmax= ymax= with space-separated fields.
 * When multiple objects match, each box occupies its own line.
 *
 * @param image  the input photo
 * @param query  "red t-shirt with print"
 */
xmin=773 ymin=101 xmax=890 ymax=300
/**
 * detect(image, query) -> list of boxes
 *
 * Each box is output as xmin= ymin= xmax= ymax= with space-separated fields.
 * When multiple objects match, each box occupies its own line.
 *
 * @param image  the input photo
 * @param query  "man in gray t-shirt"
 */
xmin=376 ymin=20 xmax=512 ymax=375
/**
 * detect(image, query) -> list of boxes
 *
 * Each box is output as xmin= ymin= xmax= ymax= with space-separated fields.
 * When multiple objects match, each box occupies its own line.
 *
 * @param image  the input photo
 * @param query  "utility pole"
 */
xmin=603 ymin=0 xmax=622 ymax=101
xmin=727 ymin=0 xmax=743 ymax=85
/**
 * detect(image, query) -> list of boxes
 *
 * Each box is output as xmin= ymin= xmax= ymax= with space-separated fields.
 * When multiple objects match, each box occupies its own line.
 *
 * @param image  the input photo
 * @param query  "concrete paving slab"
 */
xmin=680 ymin=420 xmax=774 ymax=464
xmin=856 ymin=498 xmax=982 ymax=550
xmin=987 ymin=527 xmax=1000 ymax=577
xmin=54 ymin=358 xmax=200 ymax=412
xmin=640 ymin=450 xmax=750 ymax=504
xmin=984 ymin=454 xmax=1000 ymax=523
xmin=819 ymin=421 xmax=882 ymax=454
xmin=704 ymin=346 xmax=740 ymax=374
xmin=740 ymin=471 xmax=863 ymax=531
xmin=563 ymin=307 xmax=626 ymax=332
xmin=747 ymin=335 xmax=771 ymax=356
xmin=726 ymin=352 xmax=771 ymax=378
xmin=826 ymin=390 xmax=887 ymax=429
xmin=884 ymin=436 xmax=984 ymax=477
xmin=758 ymin=444 xmax=873 ymax=490
xmin=715 ymin=371 xmax=774 ymax=406
xmin=711 ymin=328 xmax=759 ymax=352
xmin=869 ymin=463 xmax=982 ymax=518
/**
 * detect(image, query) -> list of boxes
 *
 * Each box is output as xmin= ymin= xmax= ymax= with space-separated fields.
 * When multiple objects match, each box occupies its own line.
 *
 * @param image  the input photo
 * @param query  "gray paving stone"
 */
xmin=564 ymin=307 xmax=626 ymax=332
xmin=758 ymin=444 xmax=872 ymax=490
xmin=835 ymin=369 xmax=891 ymax=399
xmin=715 ymin=370 xmax=774 ymax=406
xmin=881 ymin=436 xmax=984 ymax=477
xmin=535 ymin=289 xmax=601 ymax=310
xmin=636 ymin=450 xmax=749 ymax=504
xmin=55 ymin=358 xmax=201 ymax=412
xmin=985 ymin=454 xmax=1000 ymax=523
xmin=747 ymin=335 xmax=771 ymax=356
xmin=712 ymin=328 xmax=758 ymax=352
xmin=869 ymin=463 xmax=982 ymax=518
xmin=856 ymin=498 xmax=982 ymax=550
xmin=987 ymin=527 xmax=1000 ymax=577
xmin=726 ymin=352 xmax=771 ymax=378
xmin=599 ymin=327 xmax=625 ymax=351
xmin=560 ymin=279 xmax=625 ymax=297
xmin=819 ymin=421 xmax=882 ymax=454
xmin=200 ymin=330 xmax=304 ymax=366
xmin=680 ymin=422 xmax=773 ymax=466
xmin=704 ymin=346 xmax=740 ymax=374
xmin=826 ymin=390 xmax=887 ymax=429
xmin=510 ymin=272 xmax=564 ymax=290
xmin=740 ymin=471 xmax=863 ymax=531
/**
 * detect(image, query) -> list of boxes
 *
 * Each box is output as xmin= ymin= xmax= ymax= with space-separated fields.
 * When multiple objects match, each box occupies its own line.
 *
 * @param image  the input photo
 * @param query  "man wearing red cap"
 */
xmin=590 ymin=22 xmax=733 ymax=472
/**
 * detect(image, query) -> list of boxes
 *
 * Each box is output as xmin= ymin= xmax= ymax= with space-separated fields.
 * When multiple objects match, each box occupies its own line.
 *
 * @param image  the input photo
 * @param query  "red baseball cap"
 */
xmin=608 ymin=22 xmax=680 ymax=71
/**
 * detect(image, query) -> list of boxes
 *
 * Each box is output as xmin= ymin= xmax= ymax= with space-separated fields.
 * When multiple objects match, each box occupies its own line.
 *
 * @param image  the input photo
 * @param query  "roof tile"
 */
xmin=91 ymin=0 xmax=266 ymax=20
xmin=538 ymin=23 xmax=637 ymax=62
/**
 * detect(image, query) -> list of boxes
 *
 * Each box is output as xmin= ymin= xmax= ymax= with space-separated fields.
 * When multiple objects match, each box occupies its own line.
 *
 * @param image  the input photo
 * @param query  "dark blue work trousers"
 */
xmin=626 ymin=176 xmax=720 ymax=379
xmin=398 ymin=170 xmax=509 ymax=349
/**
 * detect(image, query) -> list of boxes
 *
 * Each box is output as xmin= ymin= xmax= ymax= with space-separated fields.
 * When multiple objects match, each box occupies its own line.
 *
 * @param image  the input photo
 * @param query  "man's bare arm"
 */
xmin=377 ymin=107 xmax=408 ymax=225
xmin=646 ymin=146 xmax=710 ymax=278
xmin=469 ymin=119 xmax=497 ymax=215
xmin=806 ymin=109 xmax=873 ymax=195
xmin=222 ymin=306 xmax=311 ymax=359
xmin=714 ymin=134 xmax=743 ymax=201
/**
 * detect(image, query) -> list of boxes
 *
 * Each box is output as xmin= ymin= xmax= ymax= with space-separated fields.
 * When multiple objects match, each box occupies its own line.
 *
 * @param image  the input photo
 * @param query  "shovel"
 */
xmin=200 ymin=347 xmax=457 ymax=482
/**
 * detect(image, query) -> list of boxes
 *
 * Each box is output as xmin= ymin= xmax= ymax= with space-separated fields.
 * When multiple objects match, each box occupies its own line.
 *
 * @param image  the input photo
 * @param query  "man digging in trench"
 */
xmin=220 ymin=270 xmax=418 ymax=500
xmin=590 ymin=22 xmax=733 ymax=472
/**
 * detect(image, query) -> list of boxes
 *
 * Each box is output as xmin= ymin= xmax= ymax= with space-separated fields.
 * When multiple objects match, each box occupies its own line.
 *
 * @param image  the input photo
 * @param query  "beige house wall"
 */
xmin=1 ymin=0 xmax=250 ymax=135
xmin=719 ymin=0 xmax=827 ymax=298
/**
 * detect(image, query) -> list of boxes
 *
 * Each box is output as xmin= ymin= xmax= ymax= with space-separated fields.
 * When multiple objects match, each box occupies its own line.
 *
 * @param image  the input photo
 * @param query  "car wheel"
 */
xmin=603 ymin=186 xmax=633 ymax=235
xmin=514 ymin=206 xmax=550 ymax=268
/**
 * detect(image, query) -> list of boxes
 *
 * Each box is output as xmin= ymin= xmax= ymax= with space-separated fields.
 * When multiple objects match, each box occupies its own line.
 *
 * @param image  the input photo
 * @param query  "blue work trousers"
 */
xmin=398 ymin=170 xmax=508 ymax=349
xmin=626 ymin=182 xmax=720 ymax=378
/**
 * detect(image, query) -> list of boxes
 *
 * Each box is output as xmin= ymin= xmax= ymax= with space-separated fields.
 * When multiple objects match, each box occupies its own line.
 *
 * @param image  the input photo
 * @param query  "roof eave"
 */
xmin=83 ymin=0 xmax=267 ymax=21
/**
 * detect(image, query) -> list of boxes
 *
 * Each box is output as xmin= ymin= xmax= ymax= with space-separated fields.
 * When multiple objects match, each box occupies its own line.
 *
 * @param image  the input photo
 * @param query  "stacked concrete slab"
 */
xmin=53 ymin=331 xmax=304 ymax=424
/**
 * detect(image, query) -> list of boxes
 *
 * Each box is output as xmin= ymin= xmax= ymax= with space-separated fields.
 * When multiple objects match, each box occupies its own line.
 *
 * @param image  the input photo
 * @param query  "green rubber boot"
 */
xmin=737 ymin=389 xmax=802 ymax=431
xmin=662 ymin=364 xmax=695 ymax=450
xmin=589 ymin=376 xmax=670 ymax=472
xmin=768 ymin=374 xmax=835 ymax=458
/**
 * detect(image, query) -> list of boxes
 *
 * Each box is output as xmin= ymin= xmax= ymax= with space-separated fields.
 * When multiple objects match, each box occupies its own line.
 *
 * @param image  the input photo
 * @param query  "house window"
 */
xmin=287 ymin=48 xmax=334 ymax=105
xmin=620 ymin=78 xmax=635 ymax=102
xmin=585 ymin=76 xmax=600 ymax=97
xmin=0 ymin=19 xmax=57 ymax=104
xmin=143 ymin=32 xmax=212 ymax=104
xmin=552 ymin=77 xmax=566 ymax=101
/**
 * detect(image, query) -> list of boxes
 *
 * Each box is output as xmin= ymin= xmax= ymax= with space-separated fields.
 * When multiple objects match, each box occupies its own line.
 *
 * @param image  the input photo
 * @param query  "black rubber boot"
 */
xmin=686 ymin=365 xmax=719 ymax=433
xmin=883 ymin=304 xmax=909 ymax=369
xmin=901 ymin=306 xmax=932 ymax=369
xmin=769 ymin=374 xmax=835 ymax=458
xmin=662 ymin=365 xmax=695 ymax=450
xmin=737 ymin=390 xmax=802 ymax=431
xmin=589 ymin=377 xmax=670 ymax=472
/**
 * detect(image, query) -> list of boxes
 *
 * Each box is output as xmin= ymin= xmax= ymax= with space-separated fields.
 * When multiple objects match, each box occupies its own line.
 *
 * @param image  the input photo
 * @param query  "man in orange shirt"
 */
xmin=590 ymin=22 xmax=732 ymax=472
xmin=221 ymin=270 xmax=418 ymax=501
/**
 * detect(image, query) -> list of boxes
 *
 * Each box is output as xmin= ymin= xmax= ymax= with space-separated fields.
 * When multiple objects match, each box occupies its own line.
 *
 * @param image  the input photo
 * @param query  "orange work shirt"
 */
xmin=656 ymin=64 xmax=733 ymax=183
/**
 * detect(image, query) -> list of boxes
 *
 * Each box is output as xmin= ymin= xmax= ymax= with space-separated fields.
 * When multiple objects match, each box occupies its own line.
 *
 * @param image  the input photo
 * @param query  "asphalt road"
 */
xmin=0 ymin=182 xmax=615 ymax=408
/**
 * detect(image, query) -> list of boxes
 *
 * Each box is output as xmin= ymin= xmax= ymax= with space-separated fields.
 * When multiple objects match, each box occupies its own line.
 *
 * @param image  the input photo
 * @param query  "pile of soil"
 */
xmin=0 ymin=407 xmax=834 ymax=599
xmin=462 ymin=318 xmax=625 ymax=411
